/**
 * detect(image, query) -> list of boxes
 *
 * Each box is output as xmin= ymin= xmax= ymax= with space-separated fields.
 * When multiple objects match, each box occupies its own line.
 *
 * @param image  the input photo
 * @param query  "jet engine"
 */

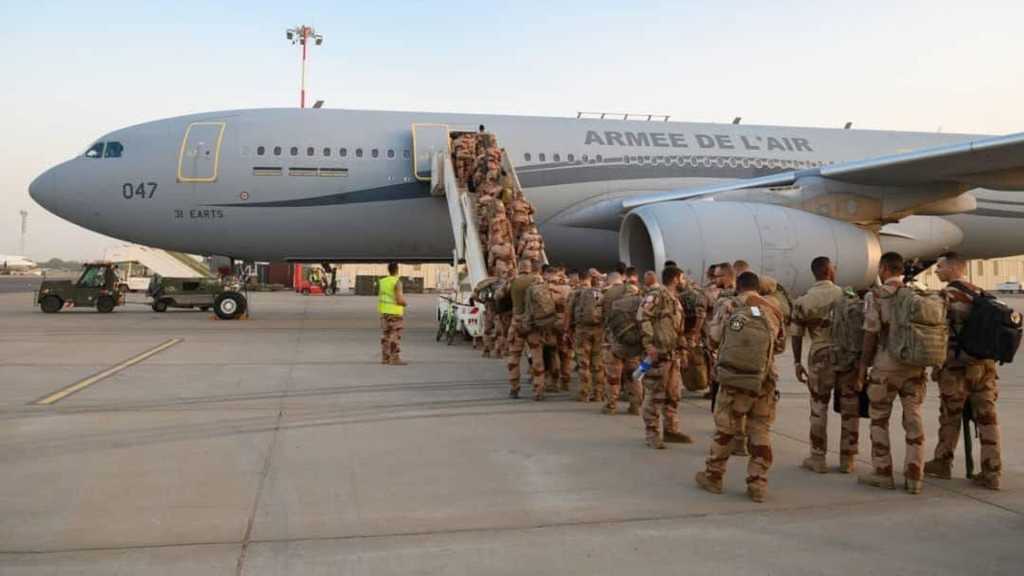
xmin=619 ymin=201 xmax=882 ymax=293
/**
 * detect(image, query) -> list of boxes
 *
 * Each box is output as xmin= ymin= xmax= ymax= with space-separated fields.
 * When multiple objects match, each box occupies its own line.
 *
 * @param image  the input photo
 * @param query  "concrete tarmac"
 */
xmin=0 ymin=292 xmax=1021 ymax=575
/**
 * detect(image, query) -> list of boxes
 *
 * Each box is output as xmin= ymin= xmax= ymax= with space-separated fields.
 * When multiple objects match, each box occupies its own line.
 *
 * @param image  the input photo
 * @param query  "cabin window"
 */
xmin=595 ymin=154 xmax=603 ymax=163
xmin=257 ymin=146 xmax=266 ymax=156
xmin=307 ymin=146 xmax=315 ymax=157
xmin=323 ymin=147 xmax=331 ymax=157
xmin=567 ymin=153 xmax=575 ymax=162
xmin=340 ymin=147 xmax=348 ymax=157
xmin=524 ymin=153 xmax=531 ymax=162
xmin=371 ymin=148 xmax=379 ymax=159
xmin=387 ymin=149 xmax=395 ymax=159
xmin=582 ymin=154 xmax=589 ymax=162
xmin=290 ymin=146 xmax=298 ymax=156
xmin=273 ymin=146 xmax=282 ymax=156
xmin=84 ymin=142 xmax=104 ymax=158
xmin=539 ymin=153 xmax=546 ymax=162
xmin=356 ymin=148 xmax=364 ymax=158
xmin=403 ymin=149 xmax=410 ymax=159
xmin=553 ymin=153 xmax=561 ymax=162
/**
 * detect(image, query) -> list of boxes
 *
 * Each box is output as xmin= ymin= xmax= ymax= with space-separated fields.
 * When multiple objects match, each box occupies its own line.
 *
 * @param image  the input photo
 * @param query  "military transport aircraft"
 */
xmin=29 ymin=108 xmax=1024 ymax=292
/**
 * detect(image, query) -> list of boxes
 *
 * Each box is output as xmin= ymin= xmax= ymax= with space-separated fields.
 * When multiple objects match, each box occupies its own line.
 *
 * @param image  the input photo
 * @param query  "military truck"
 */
xmin=148 ymin=275 xmax=247 ymax=320
xmin=37 ymin=262 xmax=125 ymax=313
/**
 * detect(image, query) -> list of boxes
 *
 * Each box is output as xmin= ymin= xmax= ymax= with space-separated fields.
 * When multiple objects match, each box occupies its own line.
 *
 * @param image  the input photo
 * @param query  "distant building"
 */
xmin=918 ymin=254 xmax=1024 ymax=290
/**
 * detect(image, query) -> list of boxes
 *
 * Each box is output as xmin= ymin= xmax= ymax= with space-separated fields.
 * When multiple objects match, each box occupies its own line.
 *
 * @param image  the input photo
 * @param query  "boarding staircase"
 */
xmin=423 ymin=131 xmax=547 ymax=294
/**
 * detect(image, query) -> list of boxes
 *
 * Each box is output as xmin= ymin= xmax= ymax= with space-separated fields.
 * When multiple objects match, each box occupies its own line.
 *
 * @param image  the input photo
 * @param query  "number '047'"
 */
xmin=122 ymin=182 xmax=157 ymax=199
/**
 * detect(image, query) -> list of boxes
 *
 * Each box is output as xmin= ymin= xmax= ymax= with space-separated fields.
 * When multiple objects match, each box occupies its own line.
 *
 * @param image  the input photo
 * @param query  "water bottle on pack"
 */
xmin=632 ymin=357 xmax=653 ymax=383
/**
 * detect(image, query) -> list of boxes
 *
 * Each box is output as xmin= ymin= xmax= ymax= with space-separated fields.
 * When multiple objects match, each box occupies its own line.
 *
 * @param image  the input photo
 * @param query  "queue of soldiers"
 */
xmin=451 ymin=130 xmax=1011 ymax=503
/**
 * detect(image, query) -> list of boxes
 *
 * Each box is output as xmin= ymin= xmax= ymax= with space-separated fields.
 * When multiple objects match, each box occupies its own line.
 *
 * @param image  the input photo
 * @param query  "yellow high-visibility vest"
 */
xmin=377 ymin=275 xmax=404 ymax=316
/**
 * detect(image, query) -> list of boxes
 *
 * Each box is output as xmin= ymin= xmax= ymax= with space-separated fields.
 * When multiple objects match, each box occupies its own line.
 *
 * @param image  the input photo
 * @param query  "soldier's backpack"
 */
xmin=679 ymin=286 xmax=704 ymax=333
xmin=759 ymin=276 xmax=793 ymax=327
xmin=607 ymin=294 xmax=644 ymax=353
xmin=716 ymin=303 xmax=775 ymax=393
xmin=948 ymin=281 xmax=1023 ymax=364
xmin=886 ymin=286 xmax=949 ymax=368
xmin=493 ymin=279 xmax=513 ymax=314
xmin=573 ymin=287 xmax=602 ymax=327
xmin=524 ymin=281 xmax=557 ymax=331
xmin=829 ymin=290 xmax=865 ymax=373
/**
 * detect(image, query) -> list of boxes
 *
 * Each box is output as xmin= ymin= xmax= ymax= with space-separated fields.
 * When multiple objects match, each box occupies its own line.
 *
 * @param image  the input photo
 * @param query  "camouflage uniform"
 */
xmin=679 ymin=284 xmax=709 ymax=393
xmin=568 ymin=286 xmax=606 ymax=401
xmin=790 ymin=279 xmax=858 ymax=468
xmin=509 ymin=196 xmax=534 ymax=244
xmin=925 ymin=281 xmax=1002 ymax=487
xmin=517 ymin=227 xmax=545 ymax=273
xmin=495 ymin=310 xmax=511 ymax=358
xmin=380 ymin=314 xmax=404 ymax=364
xmin=602 ymin=282 xmax=642 ymax=413
xmin=700 ymin=292 xmax=785 ymax=497
xmin=550 ymin=277 xmax=574 ymax=390
xmin=488 ymin=233 xmax=515 ymax=278
xmin=481 ymin=302 xmax=496 ymax=358
xmin=861 ymin=277 xmax=927 ymax=491
xmin=506 ymin=273 xmax=547 ymax=398
xmin=710 ymin=288 xmax=748 ymax=454
xmin=637 ymin=285 xmax=686 ymax=446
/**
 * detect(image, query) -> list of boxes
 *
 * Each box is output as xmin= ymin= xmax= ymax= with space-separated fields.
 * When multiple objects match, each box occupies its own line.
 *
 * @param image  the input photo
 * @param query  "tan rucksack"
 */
xmin=607 ymin=294 xmax=644 ymax=354
xmin=829 ymin=290 xmax=864 ymax=372
xmin=646 ymin=288 xmax=681 ymax=353
xmin=524 ymin=281 xmax=557 ymax=331
xmin=716 ymin=303 xmax=775 ymax=393
xmin=886 ymin=286 xmax=948 ymax=368
xmin=573 ymin=287 xmax=602 ymax=327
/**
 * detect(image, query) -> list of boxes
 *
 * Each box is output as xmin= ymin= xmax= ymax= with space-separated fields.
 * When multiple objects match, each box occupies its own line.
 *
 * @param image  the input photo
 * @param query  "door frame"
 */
xmin=411 ymin=123 xmax=450 ymax=182
xmin=177 ymin=121 xmax=226 ymax=183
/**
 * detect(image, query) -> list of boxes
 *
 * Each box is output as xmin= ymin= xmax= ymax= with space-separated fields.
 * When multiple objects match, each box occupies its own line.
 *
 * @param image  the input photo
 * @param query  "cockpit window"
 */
xmin=104 ymin=141 xmax=123 ymax=158
xmin=85 ymin=142 xmax=104 ymax=158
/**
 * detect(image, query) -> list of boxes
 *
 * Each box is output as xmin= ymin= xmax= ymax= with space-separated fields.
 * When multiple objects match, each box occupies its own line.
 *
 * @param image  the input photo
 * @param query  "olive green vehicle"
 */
xmin=37 ymin=262 xmax=125 ymax=314
xmin=147 ymin=275 xmax=247 ymax=320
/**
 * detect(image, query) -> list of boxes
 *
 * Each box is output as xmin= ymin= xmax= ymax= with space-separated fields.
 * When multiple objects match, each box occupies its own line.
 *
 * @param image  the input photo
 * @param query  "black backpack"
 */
xmin=949 ymin=281 xmax=1022 ymax=364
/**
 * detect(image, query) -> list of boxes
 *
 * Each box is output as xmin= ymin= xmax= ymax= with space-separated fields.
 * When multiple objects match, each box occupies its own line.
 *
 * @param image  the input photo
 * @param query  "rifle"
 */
xmin=963 ymin=397 xmax=975 ymax=479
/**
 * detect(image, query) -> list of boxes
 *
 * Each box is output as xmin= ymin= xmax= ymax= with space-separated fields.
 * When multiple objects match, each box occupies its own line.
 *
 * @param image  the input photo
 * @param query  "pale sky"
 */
xmin=2 ymin=0 xmax=1023 ymax=260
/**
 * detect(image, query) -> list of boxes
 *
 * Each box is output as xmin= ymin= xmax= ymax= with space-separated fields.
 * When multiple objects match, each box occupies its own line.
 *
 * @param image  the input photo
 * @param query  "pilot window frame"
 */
xmin=84 ymin=142 xmax=105 ymax=158
xmin=103 ymin=141 xmax=124 ymax=158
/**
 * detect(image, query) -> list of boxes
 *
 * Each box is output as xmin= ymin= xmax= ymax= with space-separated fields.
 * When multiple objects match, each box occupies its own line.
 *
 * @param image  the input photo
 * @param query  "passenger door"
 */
xmin=411 ymin=123 xmax=450 ymax=181
xmin=177 ymin=122 xmax=226 ymax=183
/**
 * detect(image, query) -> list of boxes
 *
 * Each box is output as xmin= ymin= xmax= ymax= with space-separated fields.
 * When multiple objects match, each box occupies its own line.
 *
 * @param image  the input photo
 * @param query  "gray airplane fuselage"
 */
xmin=29 ymin=108 xmax=1024 ymax=269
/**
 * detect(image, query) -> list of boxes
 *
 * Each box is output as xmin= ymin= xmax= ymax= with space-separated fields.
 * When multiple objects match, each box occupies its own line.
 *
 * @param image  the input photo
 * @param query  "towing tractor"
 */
xmin=36 ymin=262 xmax=126 ymax=313
xmin=147 ymin=275 xmax=248 ymax=320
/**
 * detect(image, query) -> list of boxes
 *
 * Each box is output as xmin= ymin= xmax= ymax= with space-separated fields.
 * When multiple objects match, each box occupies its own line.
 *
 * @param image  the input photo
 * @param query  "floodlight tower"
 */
xmin=18 ymin=210 xmax=27 ymax=256
xmin=285 ymin=25 xmax=324 ymax=109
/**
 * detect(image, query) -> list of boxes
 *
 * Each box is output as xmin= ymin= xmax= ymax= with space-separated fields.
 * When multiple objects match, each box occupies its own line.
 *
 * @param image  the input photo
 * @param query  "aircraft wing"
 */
xmin=623 ymin=131 xmax=1024 ymax=211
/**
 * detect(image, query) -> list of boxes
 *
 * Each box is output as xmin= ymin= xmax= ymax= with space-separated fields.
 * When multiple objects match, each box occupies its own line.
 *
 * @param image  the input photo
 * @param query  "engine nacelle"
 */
xmin=620 ymin=201 xmax=882 ymax=293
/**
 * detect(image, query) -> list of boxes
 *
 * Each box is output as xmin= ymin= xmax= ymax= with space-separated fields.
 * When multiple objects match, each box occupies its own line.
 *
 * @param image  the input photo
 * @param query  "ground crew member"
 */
xmin=601 ymin=271 xmax=642 ymax=414
xmin=857 ymin=251 xmax=928 ymax=494
xmin=790 ymin=256 xmax=854 ymax=473
xmin=924 ymin=252 xmax=1003 ymax=490
xmin=566 ymin=269 xmax=606 ymax=401
xmin=638 ymin=266 xmax=692 ymax=448
xmin=696 ymin=271 xmax=785 ymax=502
xmin=507 ymin=260 xmax=547 ymax=400
xmin=378 ymin=262 xmax=407 ymax=365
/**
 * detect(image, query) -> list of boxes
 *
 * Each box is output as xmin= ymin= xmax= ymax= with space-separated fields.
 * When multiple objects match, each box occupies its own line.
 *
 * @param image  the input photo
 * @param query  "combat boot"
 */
xmin=508 ymin=388 xmax=519 ymax=399
xmin=839 ymin=455 xmax=856 ymax=474
xmin=559 ymin=381 xmax=570 ymax=392
xmin=601 ymin=404 xmax=616 ymax=415
xmin=533 ymin=392 xmax=544 ymax=402
xmin=904 ymin=479 xmax=923 ymax=495
xmin=857 ymin=472 xmax=896 ymax=490
xmin=664 ymin=431 xmax=694 ymax=444
xmin=801 ymin=456 xmax=828 ymax=474
xmin=646 ymin=436 xmax=666 ymax=450
xmin=389 ymin=359 xmax=408 ymax=366
xmin=923 ymin=458 xmax=953 ymax=480
xmin=732 ymin=437 xmax=749 ymax=456
xmin=972 ymin=474 xmax=1001 ymax=491
xmin=627 ymin=403 xmax=641 ymax=416
xmin=695 ymin=471 xmax=723 ymax=495
xmin=746 ymin=484 xmax=766 ymax=503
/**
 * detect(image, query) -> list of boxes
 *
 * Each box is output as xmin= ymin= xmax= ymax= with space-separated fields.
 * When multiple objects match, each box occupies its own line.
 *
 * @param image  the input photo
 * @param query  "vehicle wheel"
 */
xmin=446 ymin=322 xmax=457 ymax=346
xmin=40 ymin=295 xmax=62 ymax=314
xmin=96 ymin=295 xmax=116 ymax=313
xmin=152 ymin=299 xmax=169 ymax=313
xmin=435 ymin=314 xmax=447 ymax=342
xmin=214 ymin=292 xmax=247 ymax=320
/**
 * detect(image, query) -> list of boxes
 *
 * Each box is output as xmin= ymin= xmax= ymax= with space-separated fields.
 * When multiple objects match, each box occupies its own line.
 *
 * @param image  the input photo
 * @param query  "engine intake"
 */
xmin=620 ymin=201 xmax=881 ymax=293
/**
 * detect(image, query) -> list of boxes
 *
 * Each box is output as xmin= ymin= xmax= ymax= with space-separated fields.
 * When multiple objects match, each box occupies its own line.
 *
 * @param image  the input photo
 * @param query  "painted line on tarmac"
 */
xmin=32 ymin=338 xmax=183 ymax=406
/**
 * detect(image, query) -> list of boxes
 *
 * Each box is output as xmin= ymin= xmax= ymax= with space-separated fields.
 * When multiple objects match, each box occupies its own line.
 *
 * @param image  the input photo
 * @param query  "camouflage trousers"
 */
xmin=933 ymin=361 xmax=1001 ymax=479
xmin=604 ymin=347 xmax=641 ymax=411
xmin=866 ymin=369 xmax=926 ymax=481
xmin=380 ymin=314 xmax=404 ymax=363
xmin=807 ymin=348 xmax=860 ymax=458
xmin=574 ymin=326 xmax=606 ymax=400
xmin=558 ymin=332 xmax=573 ymax=388
xmin=481 ymin=308 xmax=495 ymax=356
xmin=681 ymin=344 xmax=710 ymax=392
xmin=494 ymin=313 xmax=511 ymax=358
xmin=506 ymin=321 xmax=547 ymax=396
xmin=704 ymin=380 xmax=778 ymax=490
xmin=642 ymin=356 xmax=682 ymax=442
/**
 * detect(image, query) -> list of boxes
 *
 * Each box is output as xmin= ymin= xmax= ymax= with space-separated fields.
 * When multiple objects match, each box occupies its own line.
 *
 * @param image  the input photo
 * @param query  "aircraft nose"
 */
xmin=29 ymin=168 xmax=56 ymax=209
